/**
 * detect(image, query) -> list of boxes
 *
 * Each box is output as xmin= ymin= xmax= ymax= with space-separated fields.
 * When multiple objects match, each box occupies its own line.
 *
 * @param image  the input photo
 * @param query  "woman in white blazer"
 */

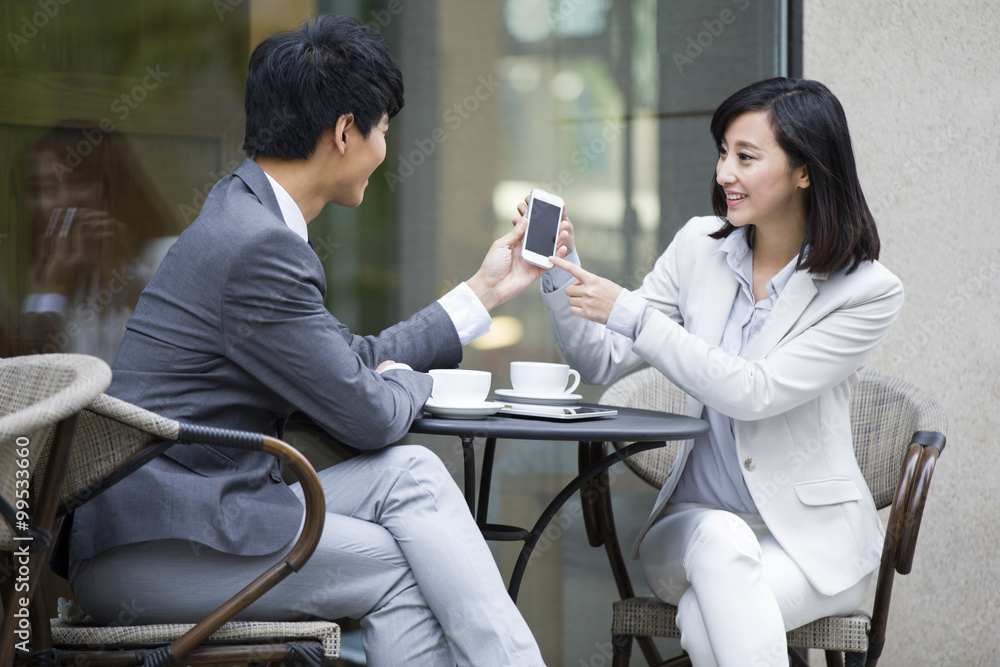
xmin=525 ymin=78 xmax=903 ymax=666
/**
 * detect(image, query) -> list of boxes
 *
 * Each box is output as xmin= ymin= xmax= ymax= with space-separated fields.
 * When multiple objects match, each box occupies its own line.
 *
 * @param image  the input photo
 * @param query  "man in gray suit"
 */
xmin=63 ymin=15 xmax=557 ymax=666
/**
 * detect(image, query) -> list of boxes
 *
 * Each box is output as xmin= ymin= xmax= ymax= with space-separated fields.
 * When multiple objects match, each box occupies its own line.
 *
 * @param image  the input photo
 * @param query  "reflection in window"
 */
xmin=13 ymin=123 xmax=176 ymax=363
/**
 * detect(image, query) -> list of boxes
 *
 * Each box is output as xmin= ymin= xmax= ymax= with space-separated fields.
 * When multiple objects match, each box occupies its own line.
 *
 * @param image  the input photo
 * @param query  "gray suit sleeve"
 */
xmin=222 ymin=227 xmax=462 ymax=449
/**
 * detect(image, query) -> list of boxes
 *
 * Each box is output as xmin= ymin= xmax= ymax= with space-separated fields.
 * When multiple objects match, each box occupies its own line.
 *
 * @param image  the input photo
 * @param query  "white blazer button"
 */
xmin=743 ymin=458 xmax=755 ymax=471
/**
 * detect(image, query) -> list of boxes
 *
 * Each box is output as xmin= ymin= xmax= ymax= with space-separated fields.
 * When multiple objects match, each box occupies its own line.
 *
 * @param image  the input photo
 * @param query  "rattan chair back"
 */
xmin=0 ymin=354 xmax=111 ymax=550
xmin=848 ymin=370 xmax=947 ymax=508
xmin=599 ymin=367 xmax=687 ymax=488
xmin=34 ymin=393 xmax=180 ymax=517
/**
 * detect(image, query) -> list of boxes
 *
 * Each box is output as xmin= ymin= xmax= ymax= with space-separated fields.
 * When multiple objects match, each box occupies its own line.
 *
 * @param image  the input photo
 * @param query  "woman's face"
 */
xmin=715 ymin=110 xmax=810 ymax=236
xmin=25 ymin=148 xmax=103 ymax=235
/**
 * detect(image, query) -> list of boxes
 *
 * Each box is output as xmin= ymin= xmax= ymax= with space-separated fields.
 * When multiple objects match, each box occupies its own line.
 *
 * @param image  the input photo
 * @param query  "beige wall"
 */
xmin=805 ymin=1 xmax=1000 ymax=663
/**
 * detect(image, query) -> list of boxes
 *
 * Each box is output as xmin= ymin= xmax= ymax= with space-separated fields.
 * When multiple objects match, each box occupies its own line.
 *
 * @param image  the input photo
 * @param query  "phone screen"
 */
xmin=525 ymin=198 xmax=561 ymax=256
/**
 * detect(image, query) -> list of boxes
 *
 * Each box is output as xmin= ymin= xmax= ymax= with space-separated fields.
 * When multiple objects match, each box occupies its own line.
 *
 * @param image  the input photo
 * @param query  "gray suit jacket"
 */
xmin=69 ymin=159 xmax=463 ymax=563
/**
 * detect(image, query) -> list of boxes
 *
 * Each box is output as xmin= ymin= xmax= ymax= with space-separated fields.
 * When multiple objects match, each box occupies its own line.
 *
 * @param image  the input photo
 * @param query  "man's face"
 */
xmin=332 ymin=113 xmax=388 ymax=208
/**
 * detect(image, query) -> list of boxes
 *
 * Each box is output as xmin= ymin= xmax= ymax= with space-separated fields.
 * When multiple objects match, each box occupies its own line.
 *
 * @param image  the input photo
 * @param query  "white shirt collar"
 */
xmin=716 ymin=226 xmax=799 ymax=300
xmin=262 ymin=171 xmax=309 ymax=243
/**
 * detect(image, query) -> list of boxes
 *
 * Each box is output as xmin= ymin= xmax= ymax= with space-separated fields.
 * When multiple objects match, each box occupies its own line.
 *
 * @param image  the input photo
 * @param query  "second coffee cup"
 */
xmin=509 ymin=361 xmax=581 ymax=397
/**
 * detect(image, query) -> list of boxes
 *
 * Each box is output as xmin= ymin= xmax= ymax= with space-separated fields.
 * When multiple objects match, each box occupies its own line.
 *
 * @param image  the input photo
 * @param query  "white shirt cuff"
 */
xmin=437 ymin=282 xmax=492 ymax=346
xmin=606 ymin=289 xmax=649 ymax=341
xmin=22 ymin=293 xmax=68 ymax=315
xmin=540 ymin=249 xmax=581 ymax=293
xmin=378 ymin=362 xmax=413 ymax=374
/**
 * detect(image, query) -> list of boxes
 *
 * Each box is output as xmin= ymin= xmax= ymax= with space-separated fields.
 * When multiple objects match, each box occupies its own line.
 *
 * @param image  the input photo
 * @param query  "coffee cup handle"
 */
xmin=564 ymin=369 xmax=581 ymax=395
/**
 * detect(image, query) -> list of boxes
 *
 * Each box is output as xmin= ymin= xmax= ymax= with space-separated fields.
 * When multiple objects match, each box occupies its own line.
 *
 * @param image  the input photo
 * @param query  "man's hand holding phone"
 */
xmin=466 ymin=193 xmax=571 ymax=311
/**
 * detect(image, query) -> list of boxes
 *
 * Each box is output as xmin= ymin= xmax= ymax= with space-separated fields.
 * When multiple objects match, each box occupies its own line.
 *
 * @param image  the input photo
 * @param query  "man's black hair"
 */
xmin=243 ymin=15 xmax=404 ymax=160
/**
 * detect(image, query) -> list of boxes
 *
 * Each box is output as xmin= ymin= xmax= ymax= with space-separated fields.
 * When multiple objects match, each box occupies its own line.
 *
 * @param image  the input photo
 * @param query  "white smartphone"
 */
xmin=520 ymin=189 xmax=565 ymax=269
xmin=499 ymin=403 xmax=618 ymax=420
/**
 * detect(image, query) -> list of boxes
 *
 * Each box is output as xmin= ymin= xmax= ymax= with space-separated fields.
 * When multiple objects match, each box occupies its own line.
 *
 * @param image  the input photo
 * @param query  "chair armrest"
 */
xmin=867 ymin=432 xmax=945 ymax=663
xmin=149 ymin=428 xmax=325 ymax=665
xmin=898 ymin=432 xmax=945 ymax=574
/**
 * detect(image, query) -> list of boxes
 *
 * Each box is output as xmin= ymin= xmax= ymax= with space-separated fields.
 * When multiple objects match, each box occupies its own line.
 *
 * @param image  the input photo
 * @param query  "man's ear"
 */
xmin=331 ymin=113 xmax=356 ymax=155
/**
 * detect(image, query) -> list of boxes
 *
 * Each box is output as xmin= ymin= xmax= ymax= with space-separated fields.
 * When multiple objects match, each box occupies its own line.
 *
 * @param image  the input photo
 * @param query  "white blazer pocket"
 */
xmin=794 ymin=478 xmax=863 ymax=506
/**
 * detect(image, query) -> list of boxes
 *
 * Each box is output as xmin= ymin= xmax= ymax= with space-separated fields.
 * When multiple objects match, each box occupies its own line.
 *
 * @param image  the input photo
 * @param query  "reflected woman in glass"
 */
xmin=14 ymin=121 xmax=175 ymax=363
xmin=526 ymin=78 xmax=901 ymax=666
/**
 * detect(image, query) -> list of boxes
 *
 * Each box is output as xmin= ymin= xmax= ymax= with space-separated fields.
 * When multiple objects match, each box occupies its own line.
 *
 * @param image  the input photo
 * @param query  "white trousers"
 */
xmin=638 ymin=503 xmax=871 ymax=667
xmin=69 ymin=445 xmax=545 ymax=667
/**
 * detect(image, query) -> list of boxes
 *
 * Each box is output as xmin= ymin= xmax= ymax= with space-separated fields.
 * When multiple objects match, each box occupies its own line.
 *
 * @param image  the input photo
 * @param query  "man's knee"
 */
xmin=379 ymin=443 xmax=438 ymax=467
xmin=379 ymin=444 xmax=453 ymax=488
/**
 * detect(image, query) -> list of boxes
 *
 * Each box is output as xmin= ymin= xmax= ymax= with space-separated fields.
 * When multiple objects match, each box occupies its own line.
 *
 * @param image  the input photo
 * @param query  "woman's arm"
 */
xmin=613 ymin=262 xmax=903 ymax=421
xmin=540 ymin=217 xmax=699 ymax=385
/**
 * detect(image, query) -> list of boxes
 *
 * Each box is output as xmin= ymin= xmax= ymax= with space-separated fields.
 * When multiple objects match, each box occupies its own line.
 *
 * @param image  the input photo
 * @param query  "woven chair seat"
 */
xmin=612 ymin=597 xmax=870 ymax=653
xmin=50 ymin=618 xmax=341 ymax=660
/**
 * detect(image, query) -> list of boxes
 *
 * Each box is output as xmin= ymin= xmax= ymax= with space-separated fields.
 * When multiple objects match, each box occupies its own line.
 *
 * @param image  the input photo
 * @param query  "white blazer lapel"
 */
xmin=748 ymin=271 xmax=820 ymax=360
xmin=691 ymin=252 xmax=739 ymax=353
xmin=684 ymin=252 xmax=738 ymax=418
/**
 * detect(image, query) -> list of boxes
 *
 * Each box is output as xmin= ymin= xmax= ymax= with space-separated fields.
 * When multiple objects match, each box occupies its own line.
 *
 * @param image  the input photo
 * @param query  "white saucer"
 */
xmin=493 ymin=389 xmax=583 ymax=405
xmin=423 ymin=399 xmax=504 ymax=419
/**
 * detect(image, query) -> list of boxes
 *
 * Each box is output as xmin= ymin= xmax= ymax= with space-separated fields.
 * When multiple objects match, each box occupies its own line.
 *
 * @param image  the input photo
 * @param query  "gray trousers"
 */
xmin=69 ymin=445 xmax=545 ymax=667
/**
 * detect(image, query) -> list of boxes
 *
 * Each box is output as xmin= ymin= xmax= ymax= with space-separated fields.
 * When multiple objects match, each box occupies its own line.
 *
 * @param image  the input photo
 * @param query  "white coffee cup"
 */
xmin=428 ymin=369 xmax=491 ymax=405
xmin=509 ymin=361 xmax=581 ymax=397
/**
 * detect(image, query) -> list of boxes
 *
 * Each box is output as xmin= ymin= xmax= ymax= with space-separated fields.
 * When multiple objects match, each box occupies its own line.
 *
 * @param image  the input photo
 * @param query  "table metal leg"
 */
xmin=506 ymin=440 xmax=666 ymax=602
xmin=477 ymin=438 xmax=497 ymax=526
xmin=461 ymin=437 xmax=476 ymax=515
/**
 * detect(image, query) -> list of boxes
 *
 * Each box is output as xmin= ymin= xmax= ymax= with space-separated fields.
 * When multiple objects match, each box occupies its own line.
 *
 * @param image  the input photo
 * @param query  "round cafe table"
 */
xmin=408 ymin=404 xmax=708 ymax=601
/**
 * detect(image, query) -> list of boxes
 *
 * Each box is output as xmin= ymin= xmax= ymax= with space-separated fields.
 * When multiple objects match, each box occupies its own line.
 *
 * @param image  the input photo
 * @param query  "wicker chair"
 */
xmin=579 ymin=366 xmax=947 ymax=667
xmin=0 ymin=355 xmax=339 ymax=666
xmin=1 ymin=354 xmax=112 ymax=667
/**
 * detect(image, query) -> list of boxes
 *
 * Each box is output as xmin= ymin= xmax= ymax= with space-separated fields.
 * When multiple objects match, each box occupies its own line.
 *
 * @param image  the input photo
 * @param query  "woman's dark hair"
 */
xmin=242 ymin=15 xmax=404 ymax=160
xmin=22 ymin=121 xmax=173 ymax=258
xmin=709 ymin=77 xmax=879 ymax=274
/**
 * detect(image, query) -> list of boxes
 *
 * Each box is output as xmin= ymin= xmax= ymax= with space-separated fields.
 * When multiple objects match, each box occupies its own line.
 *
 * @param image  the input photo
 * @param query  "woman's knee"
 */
xmin=684 ymin=511 xmax=762 ymax=578
xmin=675 ymin=588 xmax=715 ymax=666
